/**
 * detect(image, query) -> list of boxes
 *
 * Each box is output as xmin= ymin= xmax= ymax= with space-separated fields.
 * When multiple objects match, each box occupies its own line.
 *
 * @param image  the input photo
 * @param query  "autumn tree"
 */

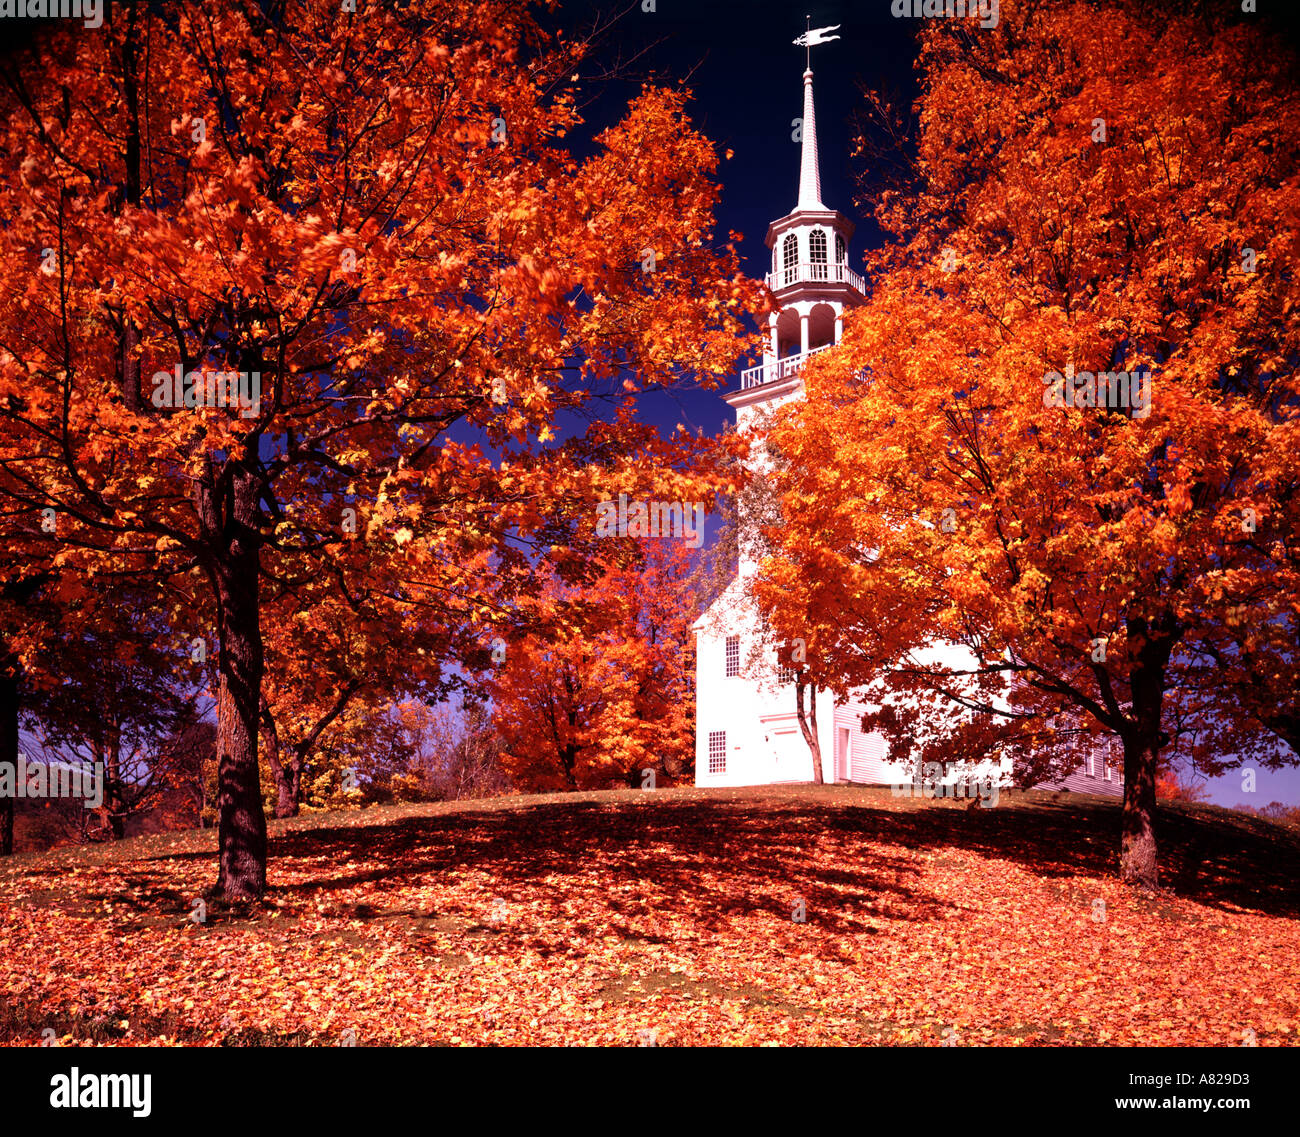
xmin=430 ymin=699 xmax=511 ymax=800
xmin=1154 ymin=768 xmax=1209 ymax=805
xmin=0 ymin=575 xmax=42 ymax=855
xmin=0 ymin=489 xmax=57 ymax=854
xmin=491 ymin=539 xmax=701 ymax=791
xmin=20 ymin=586 xmax=206 ymax=839
xmin=0 ymin=513 xmax=188 ymax=851
xmin=0 ymin=1 xmax=757 ymax=896
xmin=328 ymin=696 xmax=509 ymax=804
xmin=254 ymin=550 xmax=481 ymax=818
xmin=758 ymin=0 xmax=1300 ymax=887
xmin=158 ymin=718 xmax=218 ymax=830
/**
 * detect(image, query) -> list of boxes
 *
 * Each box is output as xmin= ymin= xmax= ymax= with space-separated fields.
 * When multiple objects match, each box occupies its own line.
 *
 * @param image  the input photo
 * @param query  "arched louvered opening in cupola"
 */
xmin=835 ymin=232 xmax=846 ymax=266
xmin=808 ymin=228 xmax=828 ymax=281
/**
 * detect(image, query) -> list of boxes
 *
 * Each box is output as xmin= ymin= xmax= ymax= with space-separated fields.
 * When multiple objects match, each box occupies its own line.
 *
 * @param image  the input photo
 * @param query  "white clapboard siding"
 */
xmin=1038 ymin=758 xmax=1124 ymax=796
xmin=833 ymin=704 xmax=901 ymax=784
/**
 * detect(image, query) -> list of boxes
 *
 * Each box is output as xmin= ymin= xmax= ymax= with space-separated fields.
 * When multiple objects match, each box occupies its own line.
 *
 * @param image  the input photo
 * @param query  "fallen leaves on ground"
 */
xmin=1 ymin=786 xmax=1296 ymax=1046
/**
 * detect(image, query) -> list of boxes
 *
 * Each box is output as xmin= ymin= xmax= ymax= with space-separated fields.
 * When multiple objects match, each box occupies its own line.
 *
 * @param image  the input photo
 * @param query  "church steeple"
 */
xmin=729 ymin=38 xmax=865 ymax=400
xmin=796 ymin=69 xmax=824 ymax=211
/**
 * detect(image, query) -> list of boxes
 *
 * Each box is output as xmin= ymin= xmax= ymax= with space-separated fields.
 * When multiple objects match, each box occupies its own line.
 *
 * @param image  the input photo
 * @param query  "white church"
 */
xmin=692 ymin=59 xmax=1123 ymax=798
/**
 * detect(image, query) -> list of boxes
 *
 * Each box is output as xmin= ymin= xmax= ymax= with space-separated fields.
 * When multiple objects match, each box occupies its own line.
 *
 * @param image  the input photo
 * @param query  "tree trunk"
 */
xmin=1118 ymin=614 xmax=1178 ymax=890
xmin=104 ymin=727 xmax=127 ymax=840
xmin=202 ymin=462 xmax=268 ymax=901
xmin=274 ymin=771 xmax=296 ymax=819
xmin=0 ymin=662 xmax=17 ymax=855
xmin=283 ymin=680 xmax=360 ymax=818
xmin=560 ymin=743 xmax=578 ymax=790
xmin=1119 ymin=731 xmax=1159 ymax=890
xmin=288 ymin=760 xmax=303 ymax=813
xmin=260 ymin=695 xmax=297 ymax=820
xmin=214 ymin=617 xmax=266 ymax=898
xmin=795 ymin=672 xmax=824 ymax=785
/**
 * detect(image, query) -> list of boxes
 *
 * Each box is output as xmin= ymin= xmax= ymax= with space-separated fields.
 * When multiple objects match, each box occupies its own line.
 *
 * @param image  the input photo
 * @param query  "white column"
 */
xmin=799 ymin=311 xmax=809 ymax=355
xmin=769 ymin=313 xmax=779 ymax=359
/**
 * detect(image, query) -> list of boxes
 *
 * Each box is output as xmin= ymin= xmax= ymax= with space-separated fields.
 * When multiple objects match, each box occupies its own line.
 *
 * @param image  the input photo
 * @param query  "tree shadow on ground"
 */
xmin=264 ymin=796 xmax=952 ymax=936
xmin=816 ymin=793 xmax=1300 ymax=919
xmin=251 ymin=790 xmax=1300 ymax=934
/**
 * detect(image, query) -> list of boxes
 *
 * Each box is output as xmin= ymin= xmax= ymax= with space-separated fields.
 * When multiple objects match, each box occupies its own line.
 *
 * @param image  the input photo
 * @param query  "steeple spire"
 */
xmin=738 ymin=21 xmax=861 ymax=396
xmin=797 ymin=68 xmax=824 ymax=211
xmin=791 ymin=17 xmax=838 ymax=212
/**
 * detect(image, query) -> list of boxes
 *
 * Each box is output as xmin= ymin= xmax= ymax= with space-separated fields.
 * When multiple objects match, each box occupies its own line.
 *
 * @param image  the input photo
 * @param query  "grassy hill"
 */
xmin=2 ymin=785 xmax=1297 ymax=1046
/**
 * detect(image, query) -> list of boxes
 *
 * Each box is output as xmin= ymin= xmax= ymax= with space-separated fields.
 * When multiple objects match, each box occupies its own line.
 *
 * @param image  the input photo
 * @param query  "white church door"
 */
xmin=765 ymin=716 xmax=808 ymax=782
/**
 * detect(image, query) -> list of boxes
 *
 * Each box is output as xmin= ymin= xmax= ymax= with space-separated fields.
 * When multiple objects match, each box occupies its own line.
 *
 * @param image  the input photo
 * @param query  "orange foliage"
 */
xmin=1154 ymin=770 xmax=1209 ymax=805
xmin=0 ymin=2 xmax=760 ymax=893
xmin=757 ymin=1 xmax=1300 ymax=887
xmin=490 ymin=540 xmax=700 ymax=791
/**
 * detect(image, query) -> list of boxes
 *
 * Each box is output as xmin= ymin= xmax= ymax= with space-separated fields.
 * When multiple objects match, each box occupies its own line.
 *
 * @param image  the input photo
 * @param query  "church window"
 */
xmin=725 ymin=635 xmax=740 ymax=677
xmin=708 ymin=731 xmax=726 ymax=774
xmin=782 ymin=234 xmax=798 ymax=285
xmin=809 ymin=229 xmax=828 ymax=281
xmin=835 ymin=232 xmax=846 ymax=265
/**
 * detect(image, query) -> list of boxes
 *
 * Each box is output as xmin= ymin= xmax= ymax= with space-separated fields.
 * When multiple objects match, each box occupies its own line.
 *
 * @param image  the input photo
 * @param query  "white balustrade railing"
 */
xmin=766 ymin=261 xmax=865 ymax=293
xmin=740 ymin=344 xmax=831 ymax=390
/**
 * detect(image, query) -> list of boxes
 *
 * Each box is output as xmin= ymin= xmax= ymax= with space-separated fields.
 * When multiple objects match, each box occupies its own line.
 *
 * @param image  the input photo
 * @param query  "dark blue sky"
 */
xmin=564 ymin=0 xmax=916 ymax=440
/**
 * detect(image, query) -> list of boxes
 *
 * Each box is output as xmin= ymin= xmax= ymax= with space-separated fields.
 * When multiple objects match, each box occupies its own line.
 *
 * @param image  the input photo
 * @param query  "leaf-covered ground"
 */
xmin=2 ymin=786 xmax=1297 ymax=1046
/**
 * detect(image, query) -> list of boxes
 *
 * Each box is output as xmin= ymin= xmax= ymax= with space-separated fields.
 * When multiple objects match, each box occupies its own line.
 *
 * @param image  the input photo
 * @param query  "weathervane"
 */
xmin=792 ymin=15 xmax=841 ymax=70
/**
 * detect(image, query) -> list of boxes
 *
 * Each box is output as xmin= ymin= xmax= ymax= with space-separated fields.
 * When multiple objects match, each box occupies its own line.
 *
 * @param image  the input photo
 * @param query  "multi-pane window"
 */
xmin=708 ymin=731 xmax=726 ymax=775
xmin=782 ymin=234 xmax=798 ymax=285
xmin=776 ymin=644 xmax=796 ymax=684
xmin=725 ymin=635 xmax=740 ymax=678
xmin=809 ymin=229 xmax=828 ymax=280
